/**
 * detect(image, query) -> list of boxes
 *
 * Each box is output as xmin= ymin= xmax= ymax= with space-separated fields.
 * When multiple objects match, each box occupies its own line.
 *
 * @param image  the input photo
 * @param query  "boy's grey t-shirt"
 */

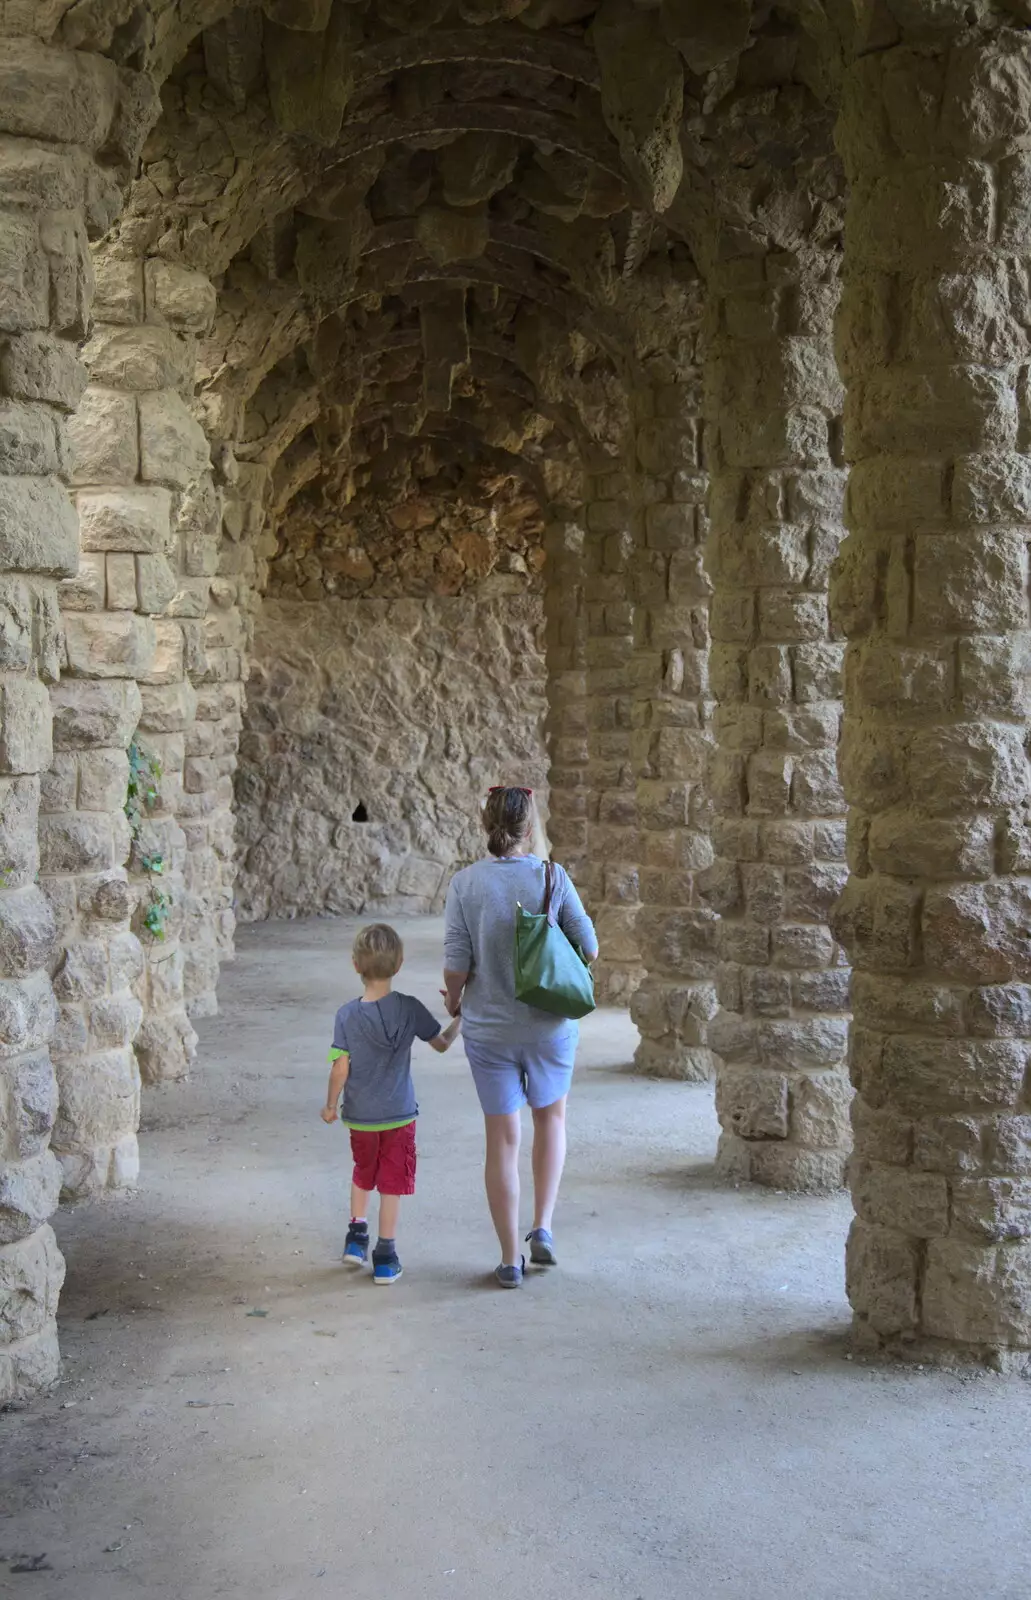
xmin=443 ymin=855 xmax=598 ymax=1043
xmin=331 ymin=992 xmax=440 ymax=1127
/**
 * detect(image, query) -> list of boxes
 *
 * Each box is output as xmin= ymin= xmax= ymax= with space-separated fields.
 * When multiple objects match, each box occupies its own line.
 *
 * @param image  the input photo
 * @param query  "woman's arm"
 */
xmin=556 ymin=868 xmax=599 ymax=962
xmin=442 ymin=970 xmax=468 ymax=1017
xmin=443 ymin=876 xmax=473 ymax=1017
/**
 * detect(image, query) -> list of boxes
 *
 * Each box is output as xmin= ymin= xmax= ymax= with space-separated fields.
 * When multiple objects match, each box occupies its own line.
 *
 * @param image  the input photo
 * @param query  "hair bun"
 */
xmin=483 ymin=787 xmax=532 ymax=857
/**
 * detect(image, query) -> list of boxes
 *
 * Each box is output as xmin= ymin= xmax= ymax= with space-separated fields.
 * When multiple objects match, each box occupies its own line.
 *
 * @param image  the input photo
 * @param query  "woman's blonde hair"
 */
xmin=483 ymin=787 xmax=534 ymax=858
xmin=352 ymin=923 xmax=403 ymax=980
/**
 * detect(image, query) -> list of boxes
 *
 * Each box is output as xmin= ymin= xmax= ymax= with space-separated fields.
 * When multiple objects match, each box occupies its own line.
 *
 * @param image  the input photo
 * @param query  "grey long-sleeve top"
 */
xmin=443 ymin=854 xmax=598 ymax=1043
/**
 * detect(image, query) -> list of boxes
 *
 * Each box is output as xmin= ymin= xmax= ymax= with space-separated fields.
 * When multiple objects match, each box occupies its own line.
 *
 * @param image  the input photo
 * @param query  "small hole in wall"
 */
xmin=352 ymin=802 xmax=369 ymax=823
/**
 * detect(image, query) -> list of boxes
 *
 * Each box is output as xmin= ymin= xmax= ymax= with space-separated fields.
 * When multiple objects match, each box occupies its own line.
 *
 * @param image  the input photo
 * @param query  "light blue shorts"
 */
xmin=464 ymin=1031 xmax=577 ymax=1116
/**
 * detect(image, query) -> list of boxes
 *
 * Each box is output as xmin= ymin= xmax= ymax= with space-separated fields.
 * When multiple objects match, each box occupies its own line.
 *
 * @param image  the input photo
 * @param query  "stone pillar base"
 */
xmin=715 ymin=1131 xmax=847 ymax=1194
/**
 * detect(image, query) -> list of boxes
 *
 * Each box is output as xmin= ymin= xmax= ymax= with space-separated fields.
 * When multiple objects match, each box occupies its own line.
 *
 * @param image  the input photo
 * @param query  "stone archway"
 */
xmin=7 ymin=0 xmax=1031 ymax=1398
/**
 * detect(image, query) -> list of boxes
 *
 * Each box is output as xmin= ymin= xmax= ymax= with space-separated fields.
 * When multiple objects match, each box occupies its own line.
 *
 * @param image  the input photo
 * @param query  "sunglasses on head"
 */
xmin=488 ymin=786 xmax=533 ymax=798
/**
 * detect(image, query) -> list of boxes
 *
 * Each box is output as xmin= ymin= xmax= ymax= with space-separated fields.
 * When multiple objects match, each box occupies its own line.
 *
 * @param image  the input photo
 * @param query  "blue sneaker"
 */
xmin=343 ymin=1222 xmax=369 ymax=1266
xmin=373 ymin=1252 xmax=403 ymax=1286
xmin=526 ymin=1229 xmax=557 ymax=1266
xmin=495 ymin=1256 xmax=525 ymax=1289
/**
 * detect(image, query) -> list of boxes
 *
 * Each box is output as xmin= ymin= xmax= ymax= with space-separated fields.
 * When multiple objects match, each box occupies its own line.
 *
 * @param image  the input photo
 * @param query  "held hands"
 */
xmin=320 ymin=1105 xmax=338 ymax=1124
xmin=440 ymin=988 xmax=462 ymax=1019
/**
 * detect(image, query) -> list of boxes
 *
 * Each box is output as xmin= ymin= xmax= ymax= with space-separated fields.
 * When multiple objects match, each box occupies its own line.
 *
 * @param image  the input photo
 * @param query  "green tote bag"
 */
xmin=514 ymin=860 xmax=596 ymax=1021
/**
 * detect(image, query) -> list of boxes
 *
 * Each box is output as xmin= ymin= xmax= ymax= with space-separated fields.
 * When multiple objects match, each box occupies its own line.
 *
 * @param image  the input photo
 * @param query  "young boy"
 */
xmin=320 ymin=923 xmax=460 ymax=1285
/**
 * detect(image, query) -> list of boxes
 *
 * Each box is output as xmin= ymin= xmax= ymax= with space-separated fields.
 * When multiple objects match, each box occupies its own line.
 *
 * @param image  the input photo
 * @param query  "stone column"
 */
xmin=630 ymin=382 xmax=716 ymax=1079
xmin=0 ymin=38 xmax=153 ymax=1396
xmin=543 ymin=507 xmax=589 ymax=884
xmin=182 ymin=452 xmax=269 ymax=1012
xmin=55 ymin=248 xmax=217 ymax=1108
xmin=704 ymin=252 xmax=851 ymax=1190
xmin=835 ymin=28 xmax=1031 ymax=1366
xmin=583 ymin=460 xmax=643 ymax=1005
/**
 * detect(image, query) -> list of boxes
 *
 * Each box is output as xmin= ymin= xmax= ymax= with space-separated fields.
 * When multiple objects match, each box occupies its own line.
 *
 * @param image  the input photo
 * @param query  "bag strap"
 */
xmin=543 ymin=859 xmax=558 ymax=926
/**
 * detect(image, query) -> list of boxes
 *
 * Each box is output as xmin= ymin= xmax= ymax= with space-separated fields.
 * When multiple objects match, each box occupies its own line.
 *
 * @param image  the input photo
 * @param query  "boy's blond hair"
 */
xmin=353 ymin=923 xmax=403 ymax=981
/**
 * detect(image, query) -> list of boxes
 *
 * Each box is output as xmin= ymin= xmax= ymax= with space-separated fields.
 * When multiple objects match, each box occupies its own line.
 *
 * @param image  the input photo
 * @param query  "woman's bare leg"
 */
xmin=484 ymin=1112 xmax=522 ymax=1265
xmin=531 ymin=1096 xmax=567 ymax=1233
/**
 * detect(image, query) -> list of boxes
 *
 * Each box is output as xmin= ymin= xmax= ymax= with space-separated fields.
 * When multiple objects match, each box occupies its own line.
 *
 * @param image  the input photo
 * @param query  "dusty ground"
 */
xmin=3 ymin=916 xmax=1030 ymax=1600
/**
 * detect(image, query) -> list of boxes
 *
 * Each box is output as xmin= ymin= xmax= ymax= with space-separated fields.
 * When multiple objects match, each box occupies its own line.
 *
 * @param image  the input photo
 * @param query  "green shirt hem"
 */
xmin=342 ymin=1116 xmax=416 ymax=1133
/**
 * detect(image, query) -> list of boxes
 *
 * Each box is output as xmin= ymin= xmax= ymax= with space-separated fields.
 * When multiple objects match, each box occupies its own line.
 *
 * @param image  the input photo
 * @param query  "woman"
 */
xmin=442 ymin=786 xmax=599 ymax=1288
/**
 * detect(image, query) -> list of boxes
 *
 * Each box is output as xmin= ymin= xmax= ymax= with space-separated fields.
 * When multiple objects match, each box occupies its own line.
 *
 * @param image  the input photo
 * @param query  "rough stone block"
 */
xmin=923 ymin=1238 xmax=1031 ymax=1346
xmin=0 ymin=1319 xmax=60 ymax=1402
xmin=92 ymin=257 xmax=144 ymax=325
xmin=953 ymin=451 xmax=1031 ymax=523
xmin=82 ymin=324 xmax=192 ymax=392
xmin=139 ymin=391 xmax=209 ymax=488
xmin=879 ymin=1036 xmax=1027 ymax=1116
xmin=63 ymin=612 xmax=156 ymax=679
xmin=0 ymin=1049 xmax=56 ymax=1158
xmin=0 ymin=207 xmax=47 ymax=333
xmin=845 ymin=1218 xmax=919 ymax=1337
xmin=50 ymin=678 xmax=140 ymax=750
xmin=0 ymin=332 xmax=85 ymax=411
xmin=77 ymin=748 xmax=128 ymax=813
xmin=105 ymin=550 xmax=137 ymax=610
xmin=0 ymin=473 xmax=78 ymax=575
xmin=868 ymin=811 xmax=994 ymax=880
xmin=0 ymin=575 xmax=34 ymax=673
xmin=0 ymin=1224 xmax=63 ymax=1343
xmin=790 ymin=1069 xmax=851 ymax=1148
xmin=0 ymin=398 xmax=61 ymax=475
xmin=915 ymin=1113 xmax=986 ymax=1177
xmin=0 ymin=39 xmax=116 ymax=145
xmin=957 ymin=633 xmax=1031 ymax=720
xmin=965 ymin=983 xmax=1031 ymax=1039
xmin=914 ymin=531 xmax=1027 ymax=634
xmin=951 ymin=1178 xmax=1031 ymax=1244
xmin=81 ymin=870 xmax=132 ymax=925
xmin=138 ymin=680 xmax=197 ymax=733
xmin=38 ymin=813 xmax=114 ymax=876
xmin=847 ymin=367 xmax=1017 ymax=459
xmin=0 ymin=1146 xmax=60 ymax=1244
xmin=0 ymin=885 xmax=55 ymax=979
xmin=759 ymin=1016 xmax=848 ymax=1071
xmin=135 ymin=553 xmax=177 ymax=615
xmin=58 ymin=549 xmax=105 ymax=613
xmin=88 ymin=994 xmax=142 ymax=1051
xmin=67 ymin=386 xmax=138 ymax=485
xmin=139 ymin=618 xmax=185 ymax=685
xmin=0 ymin=677 xmax=51 ymax=776
xmin=144 ymin=259 xmax=217 ymax=333
xmin=923 ymin=880 xmax=1031 ymax=985
xmin=715 ymin=1063 xmax=788 ymax=1139
xmin=853 ymin=1160 xmax=949 ymax=1238
xmin=853 ymin=640 xmax=954 ymax=715
xmin=76 ymin=485 xmax=172 ymax=553
xmin=0 ymin=775 xmax=39 ymax=888
xmin=54 ymin=1045 xmax=138 ymax=1148
xmin=134 ymin=1010 xmax=195 ymax=1084
xmin=38 ymin=212 xmax=88 ymax=339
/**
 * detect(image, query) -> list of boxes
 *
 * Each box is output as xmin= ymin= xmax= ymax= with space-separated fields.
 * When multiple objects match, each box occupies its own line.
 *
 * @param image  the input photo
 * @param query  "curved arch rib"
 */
xmin=352 ymin=25 xmax=600 ymax=92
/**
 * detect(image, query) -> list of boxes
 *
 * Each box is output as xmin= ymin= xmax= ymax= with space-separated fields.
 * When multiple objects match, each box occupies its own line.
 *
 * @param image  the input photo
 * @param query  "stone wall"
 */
xmin=266 ymin=458 xmax=546 ymax=602
xmin=235 ymin=588 xmax=548 ymax=921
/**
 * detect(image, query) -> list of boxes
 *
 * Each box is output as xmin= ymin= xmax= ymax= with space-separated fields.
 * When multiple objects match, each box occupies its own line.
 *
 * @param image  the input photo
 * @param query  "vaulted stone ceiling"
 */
xmin=40 ymin=0 xmax=865 ymax=532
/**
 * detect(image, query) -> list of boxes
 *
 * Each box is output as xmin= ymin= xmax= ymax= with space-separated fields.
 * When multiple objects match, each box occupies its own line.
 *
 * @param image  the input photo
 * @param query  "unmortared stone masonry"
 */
xmin=6 ymin=0 xmax=1031 ymax=1396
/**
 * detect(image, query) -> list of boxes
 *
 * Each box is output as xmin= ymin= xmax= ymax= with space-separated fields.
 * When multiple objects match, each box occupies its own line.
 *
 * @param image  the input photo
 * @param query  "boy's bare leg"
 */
xmin=377 ymin=1192 xmax=401 ymax=1241
xmin=350 ymin=1183 xmax=371 ymax=1220
xmin=530 ymin=1098 xmax=567 ymax=1233
xmin=484 ymin=1111 xmax=521 ymax=1265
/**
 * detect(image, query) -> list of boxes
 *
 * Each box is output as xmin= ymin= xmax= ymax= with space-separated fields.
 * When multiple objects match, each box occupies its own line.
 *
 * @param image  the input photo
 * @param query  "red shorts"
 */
xmin=349 ymin=1122 xmax=417 ymax=1196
